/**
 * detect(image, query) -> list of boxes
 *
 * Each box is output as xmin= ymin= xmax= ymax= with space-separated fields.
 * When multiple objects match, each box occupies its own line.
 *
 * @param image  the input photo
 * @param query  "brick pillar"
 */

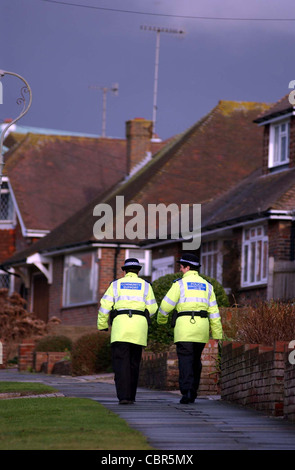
xmin=0 ymin=341 xmax=6 ymax=369
xmin=18 ymin=343 xmax=35 ymax=372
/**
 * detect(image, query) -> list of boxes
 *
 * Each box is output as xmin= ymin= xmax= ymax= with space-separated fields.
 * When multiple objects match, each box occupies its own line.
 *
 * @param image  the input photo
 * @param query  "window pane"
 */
xmin=256 ymin=240 xmax=262 ymax=282
xmin=281 ymin=136 xmax=287 ymax=162
xmin=64 ymin=252 xmax=96 ymax=305
xmin=250 ymin=242 xmax=255 ymax=283
xmin=208 ymin=254 xmax=212 ymax=276
xmin=263 ymin=241 xmax=268 ymax=279
xmin=0 ymin=193 xmax=13 ymax=220
xmin=0 ymin=273 xmax=10 ymax=289
xmin=213 ymin=253 xmax=217 ymax=279
xmin=274 ymin=126 xmax=279 ymax=163
xmin=243 ymin=245 xmax=248 ymax=283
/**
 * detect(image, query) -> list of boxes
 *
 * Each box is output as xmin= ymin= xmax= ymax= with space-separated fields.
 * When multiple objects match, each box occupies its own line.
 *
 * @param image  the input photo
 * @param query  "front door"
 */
xmin=32 ymin=274 xmax=49 ymax=323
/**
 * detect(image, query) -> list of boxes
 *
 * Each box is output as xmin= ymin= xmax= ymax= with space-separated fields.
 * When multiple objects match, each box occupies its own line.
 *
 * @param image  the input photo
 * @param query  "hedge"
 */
xmin=148 ymin=271 xmax=229 ymax=350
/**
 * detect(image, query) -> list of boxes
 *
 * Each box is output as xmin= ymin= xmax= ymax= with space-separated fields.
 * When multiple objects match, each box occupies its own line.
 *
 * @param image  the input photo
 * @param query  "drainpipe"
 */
xmin=113 ymin=244 xmax=121 ymax=280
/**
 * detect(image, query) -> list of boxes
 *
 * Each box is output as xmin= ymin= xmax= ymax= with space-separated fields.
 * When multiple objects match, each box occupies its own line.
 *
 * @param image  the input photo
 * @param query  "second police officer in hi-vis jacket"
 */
xmin=97 ymin=258 xmax=158 ymax=404
xmin=157 ymin=253 xmax=223 ymax=404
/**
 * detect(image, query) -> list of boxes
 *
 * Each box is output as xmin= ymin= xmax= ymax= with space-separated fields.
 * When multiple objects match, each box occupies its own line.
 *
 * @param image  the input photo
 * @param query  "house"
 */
xmin=1 ymin=100 xmax=271 ymax=325
xmin=148 ymin=94 xmax=295 ymax=304
xmin=198 ymin=94 xmax=295 ymax=303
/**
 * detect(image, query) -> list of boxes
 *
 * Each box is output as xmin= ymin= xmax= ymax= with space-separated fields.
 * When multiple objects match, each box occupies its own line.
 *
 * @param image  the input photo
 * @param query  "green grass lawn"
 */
xmin=0 ymin=383 xmax=153 ymax=450
xmin=0 ymin=381 xmax=57 ymax=396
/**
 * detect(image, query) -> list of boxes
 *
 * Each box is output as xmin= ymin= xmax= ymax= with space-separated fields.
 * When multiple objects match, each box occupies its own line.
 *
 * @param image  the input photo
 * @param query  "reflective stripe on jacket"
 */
xmin=97 ymin=272 xmax=158 ymax=346
xmin=157 ymin=270 xmax=223 ymax=343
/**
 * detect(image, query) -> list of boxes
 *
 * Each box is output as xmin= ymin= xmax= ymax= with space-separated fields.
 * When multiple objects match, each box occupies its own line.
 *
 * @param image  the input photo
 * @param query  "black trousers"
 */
xmin=111 ymin=341 xmax=143 ymax=402
xmin=176 ymin=342 xmax=206 ymax=398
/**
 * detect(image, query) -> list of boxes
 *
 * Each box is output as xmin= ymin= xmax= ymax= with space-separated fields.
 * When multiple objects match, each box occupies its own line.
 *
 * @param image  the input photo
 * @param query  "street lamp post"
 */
xmin=0 ymin=70 xmax=32 ymax=187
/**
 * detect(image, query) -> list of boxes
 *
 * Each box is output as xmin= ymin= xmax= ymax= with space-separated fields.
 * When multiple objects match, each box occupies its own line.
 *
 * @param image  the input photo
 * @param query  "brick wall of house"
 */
xmin=0 ymin=229 xmax=15 ymax=263
xmin=268 ymin=220 xmax=292 ymax=261
xmin=220 ymin=341 xmax=292 ymax=418
xmin=262 ymin=124 xmax=270 ymax=175
xmin=139 ymin=340 xmax=220 ymax=395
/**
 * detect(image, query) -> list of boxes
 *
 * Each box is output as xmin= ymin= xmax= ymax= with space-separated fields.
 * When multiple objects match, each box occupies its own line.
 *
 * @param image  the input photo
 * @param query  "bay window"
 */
xmin=242 ymin=225 xmax=268 ymax=287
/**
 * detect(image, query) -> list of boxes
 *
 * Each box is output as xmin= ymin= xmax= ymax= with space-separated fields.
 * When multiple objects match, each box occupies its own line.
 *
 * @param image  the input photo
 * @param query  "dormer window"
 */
xmin=268 ymin=119 xmax=290 ymax=169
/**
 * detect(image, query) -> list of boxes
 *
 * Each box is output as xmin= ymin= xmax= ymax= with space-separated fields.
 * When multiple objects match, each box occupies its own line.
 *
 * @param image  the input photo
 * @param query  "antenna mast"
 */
xmin=140 ymin=26 xmax=185 ymax=140
xmin=89 ymin=83 xmax=119 ymax=137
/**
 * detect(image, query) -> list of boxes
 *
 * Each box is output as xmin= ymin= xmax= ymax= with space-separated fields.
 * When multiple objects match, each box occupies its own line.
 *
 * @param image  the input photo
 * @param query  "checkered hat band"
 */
xmin=179 ymin=258 xmax=199 ymax=266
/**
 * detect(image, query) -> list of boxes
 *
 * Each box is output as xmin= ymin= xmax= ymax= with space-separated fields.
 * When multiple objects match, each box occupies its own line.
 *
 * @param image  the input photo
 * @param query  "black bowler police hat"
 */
xmin=176 ymin=253 xmax=200 ymax=268
xmin=121 ymin=258 xmax=142 ymax=270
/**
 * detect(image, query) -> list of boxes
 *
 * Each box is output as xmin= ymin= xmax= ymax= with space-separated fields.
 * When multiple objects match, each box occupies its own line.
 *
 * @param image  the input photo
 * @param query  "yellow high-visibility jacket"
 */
xmin=157 ymin=270 xmax=223 ymax=343
xmin=97 ymin=272 xmax=158 ymax=346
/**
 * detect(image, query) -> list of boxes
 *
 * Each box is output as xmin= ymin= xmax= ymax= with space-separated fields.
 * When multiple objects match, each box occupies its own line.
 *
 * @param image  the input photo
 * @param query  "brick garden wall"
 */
xmin=284 ymin=358 xmax=295 ymax=422
xmin=221 ymin=341 xmax=295 ymax=421
xmin=139 ymin=340 xmax=220 ymax=396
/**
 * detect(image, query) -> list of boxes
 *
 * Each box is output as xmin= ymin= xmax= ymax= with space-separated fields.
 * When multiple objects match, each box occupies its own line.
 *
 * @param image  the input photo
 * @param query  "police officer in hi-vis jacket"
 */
xmin=97 ymin=258 xmax=158 ymax=404
xmin=157 ymin=253 xmax=223 ymax=404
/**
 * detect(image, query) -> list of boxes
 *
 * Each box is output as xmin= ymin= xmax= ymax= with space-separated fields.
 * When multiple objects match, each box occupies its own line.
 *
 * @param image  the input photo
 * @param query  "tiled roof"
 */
xmin=2 ymin=100 xmax=273 ymax=266
xmin=201 ymin=167 xmax=295 ymax=230
xmin=4 ymin=133 xmax=127 ymax=231
xmin=254 ymin=94 xmax=293 ymax=124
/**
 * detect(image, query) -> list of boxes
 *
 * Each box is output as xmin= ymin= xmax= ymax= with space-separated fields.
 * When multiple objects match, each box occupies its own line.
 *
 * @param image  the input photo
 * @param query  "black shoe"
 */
xmin=179 ymin=395 xmax=190 ymax=404
xmin=119 ymin=399 xmax=133 ymax=405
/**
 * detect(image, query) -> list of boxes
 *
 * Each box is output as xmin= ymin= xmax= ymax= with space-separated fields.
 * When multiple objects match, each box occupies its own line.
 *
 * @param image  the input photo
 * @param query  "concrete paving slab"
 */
xmin=1 ymin=368 xmax=295 ymax=450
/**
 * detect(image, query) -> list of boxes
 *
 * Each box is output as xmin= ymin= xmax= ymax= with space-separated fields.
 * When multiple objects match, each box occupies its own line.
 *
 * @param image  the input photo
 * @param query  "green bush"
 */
xmin=35 ymin=335 xmax=72 ymax=352
xmin=71 ymin=332 xmax=112 ymax=376
xmin=148 ymin=271 xmax=229 ymax=350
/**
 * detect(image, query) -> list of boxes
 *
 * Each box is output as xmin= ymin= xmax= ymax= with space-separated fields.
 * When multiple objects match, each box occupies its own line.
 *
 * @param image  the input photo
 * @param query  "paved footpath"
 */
xmin=1 ymin=368 xmax=295 ymax=450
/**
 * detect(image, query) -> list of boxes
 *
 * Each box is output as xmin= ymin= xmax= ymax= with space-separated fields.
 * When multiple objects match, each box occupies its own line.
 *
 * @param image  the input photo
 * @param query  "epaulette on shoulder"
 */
xmin=173 ymin=278 xmax=182 ymax=283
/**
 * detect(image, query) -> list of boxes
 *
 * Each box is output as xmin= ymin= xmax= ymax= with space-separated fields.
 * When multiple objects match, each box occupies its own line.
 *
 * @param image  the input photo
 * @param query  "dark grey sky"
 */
xmin=1 ymin=0 xmax=295 ymax=140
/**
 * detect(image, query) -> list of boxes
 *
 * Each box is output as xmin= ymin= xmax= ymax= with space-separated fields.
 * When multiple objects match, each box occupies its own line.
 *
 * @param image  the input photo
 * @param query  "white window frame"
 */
xmin=63 ymin=250 xmax=98 ymax=307
xmin=151 ymin=256 xmax=175 ymax=282
xmin=268 ymin=119 xmax=290 ymax=169
xmin=0 ymin=268 xmax=14 ymax=294
xmin=0 ymin=177 xmax=15 ymax=228
xmin=125 ymin=248 xmax=151 ymax=277
xmin=241 ymin=225 xmax=268 ymax=287
xmin=201 ymin=239 xmax=223 ymax=283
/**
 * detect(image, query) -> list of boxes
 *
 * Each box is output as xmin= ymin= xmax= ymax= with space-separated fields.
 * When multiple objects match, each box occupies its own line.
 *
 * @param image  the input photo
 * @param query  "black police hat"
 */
xmin=121 ymin=258 xmax=142 ymax=270
xmin=176 ymin=253 xmax=200 ymax=268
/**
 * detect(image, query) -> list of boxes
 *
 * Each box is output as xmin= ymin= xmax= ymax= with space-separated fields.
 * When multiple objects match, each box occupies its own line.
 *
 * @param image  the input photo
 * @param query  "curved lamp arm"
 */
xmin=0 ymin=70 xmax=32 ymax=186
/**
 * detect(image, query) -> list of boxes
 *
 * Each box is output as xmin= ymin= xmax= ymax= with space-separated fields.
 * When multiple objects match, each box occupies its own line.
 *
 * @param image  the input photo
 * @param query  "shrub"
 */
xmin=236 ymin=300 xmax=295 ymax=345
xmin=35 ymin=335 xmax=72 ymax=352
xmin=71 ymin=332 xmax=112 ymax=376
xmin=148 ymin=272 xmax=229 ymax=350
xmin=0 ymin=288 xmax=49 ymax=360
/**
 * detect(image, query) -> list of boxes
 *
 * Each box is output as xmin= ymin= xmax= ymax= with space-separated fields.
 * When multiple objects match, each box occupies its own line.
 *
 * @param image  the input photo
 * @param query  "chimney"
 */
xmin=126 ymin=118 xmax=153 ymax=174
